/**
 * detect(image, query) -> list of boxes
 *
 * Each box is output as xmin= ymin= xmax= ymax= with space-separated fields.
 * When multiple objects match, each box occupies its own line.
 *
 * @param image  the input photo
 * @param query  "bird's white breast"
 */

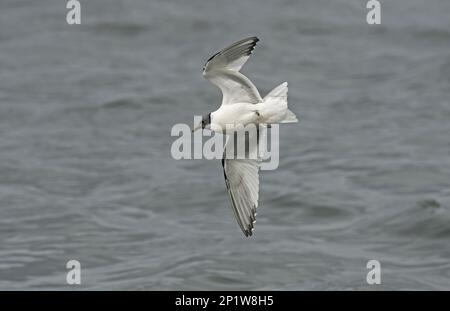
xmin=210 ymin=103 xmax=259 ymax=133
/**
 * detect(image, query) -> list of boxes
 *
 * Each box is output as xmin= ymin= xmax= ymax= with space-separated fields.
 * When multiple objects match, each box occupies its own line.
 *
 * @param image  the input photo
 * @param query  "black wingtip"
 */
xmin=246 ymin=36 xmax=259 ymax=42
xmin=203 ymin=36 xmax=260 ymax=72
xmin=247 ymin=228 xmax=254 ymax=237
xmin=244 ymin=36 xmax=259 ymax=46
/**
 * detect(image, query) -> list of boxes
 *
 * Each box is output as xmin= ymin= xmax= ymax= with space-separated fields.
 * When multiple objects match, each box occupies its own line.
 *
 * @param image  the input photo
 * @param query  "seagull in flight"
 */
xmin=192 ymin=36 xmax=298 ymax=237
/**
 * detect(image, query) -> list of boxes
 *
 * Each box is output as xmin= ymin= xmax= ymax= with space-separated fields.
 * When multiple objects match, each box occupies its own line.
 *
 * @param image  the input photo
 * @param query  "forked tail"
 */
xmin=262 ymin=82 xmax=298 ymax=123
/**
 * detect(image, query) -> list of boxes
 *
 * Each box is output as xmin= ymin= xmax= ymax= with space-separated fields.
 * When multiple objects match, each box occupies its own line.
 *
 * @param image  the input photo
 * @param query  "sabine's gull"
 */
xmin=192 ymin=36 xmax=298 ymax=237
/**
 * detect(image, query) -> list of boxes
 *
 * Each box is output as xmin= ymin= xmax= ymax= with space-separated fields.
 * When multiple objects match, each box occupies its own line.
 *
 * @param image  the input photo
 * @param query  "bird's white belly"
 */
xmin=210 ymin=103 xmax=259 ymax=133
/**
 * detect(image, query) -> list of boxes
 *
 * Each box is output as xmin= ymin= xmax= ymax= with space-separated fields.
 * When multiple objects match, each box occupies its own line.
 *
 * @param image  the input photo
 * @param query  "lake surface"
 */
xmin=0 ymin=0 xmax=449 ymax=290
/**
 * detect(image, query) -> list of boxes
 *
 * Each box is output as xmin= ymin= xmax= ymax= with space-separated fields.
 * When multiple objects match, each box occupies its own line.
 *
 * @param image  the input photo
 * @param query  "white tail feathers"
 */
xmin=282 ymin=109 xmax=298 ymax=123
xmin=265 ymin=82 xmax=288 ymax=101
xmin=261 ymin=82 xmax=298 ymax=124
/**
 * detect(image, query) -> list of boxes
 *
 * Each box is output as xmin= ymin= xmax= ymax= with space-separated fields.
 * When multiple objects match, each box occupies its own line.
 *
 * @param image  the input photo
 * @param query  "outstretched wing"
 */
xmin=222 ymin=126 xmax=266 ymax=236
xmin=203 ymin=37 xmax=263 ymax=105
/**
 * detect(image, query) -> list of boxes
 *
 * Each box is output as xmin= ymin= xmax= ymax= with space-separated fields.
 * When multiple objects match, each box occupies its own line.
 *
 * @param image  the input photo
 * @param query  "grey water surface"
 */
xmin=0 ymin=0 xmax=449 ymax=290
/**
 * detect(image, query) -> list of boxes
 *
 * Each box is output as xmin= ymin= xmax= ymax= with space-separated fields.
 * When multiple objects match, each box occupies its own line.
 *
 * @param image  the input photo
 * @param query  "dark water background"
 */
xmin=0 ymin=0 xmax=449 ymax=290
